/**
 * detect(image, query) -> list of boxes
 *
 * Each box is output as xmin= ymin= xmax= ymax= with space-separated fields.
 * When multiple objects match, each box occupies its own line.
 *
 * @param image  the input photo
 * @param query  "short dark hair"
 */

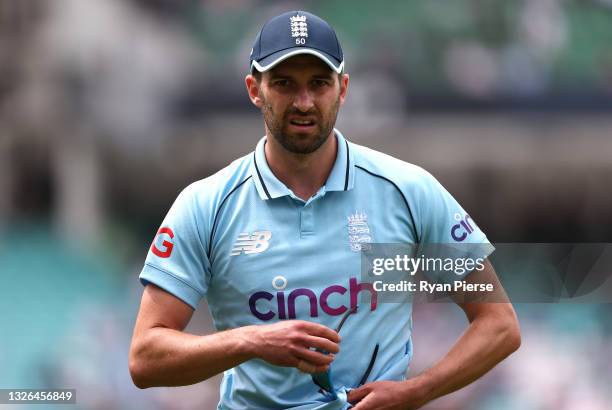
xmin=252 ymin=68 xmax=262 ymax=82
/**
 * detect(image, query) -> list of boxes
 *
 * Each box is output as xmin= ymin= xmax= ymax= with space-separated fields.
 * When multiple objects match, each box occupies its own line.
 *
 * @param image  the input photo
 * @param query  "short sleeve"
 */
xmin=419 ymin=172 xmax=488 ymax=244
xmin=139 ymin=185 xmax=210 ymax=309
xmin=418 ymin=172 xmax=494 ymax=279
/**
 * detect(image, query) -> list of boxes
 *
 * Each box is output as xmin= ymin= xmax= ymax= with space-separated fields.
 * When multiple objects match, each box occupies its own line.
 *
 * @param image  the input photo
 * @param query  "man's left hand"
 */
xmin=347 ymin=380 xmax=426 ymax=410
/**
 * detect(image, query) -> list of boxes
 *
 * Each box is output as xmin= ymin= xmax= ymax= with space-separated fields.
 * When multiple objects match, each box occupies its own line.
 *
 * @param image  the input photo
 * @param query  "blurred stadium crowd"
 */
xmin=1 ymin=0 xmax=612 ymax=409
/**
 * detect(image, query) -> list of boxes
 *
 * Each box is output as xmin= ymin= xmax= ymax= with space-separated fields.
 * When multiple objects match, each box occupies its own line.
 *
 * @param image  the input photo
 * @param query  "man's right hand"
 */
xmin=242 ymin=320 xmax=341 ymax=374
xmin=130 ymin=284 xmax=341 ymax=388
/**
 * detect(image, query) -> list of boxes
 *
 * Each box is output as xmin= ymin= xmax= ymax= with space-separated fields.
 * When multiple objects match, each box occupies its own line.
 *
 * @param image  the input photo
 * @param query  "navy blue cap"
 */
xmin=250 ymin=10 xmax=344 ymax=74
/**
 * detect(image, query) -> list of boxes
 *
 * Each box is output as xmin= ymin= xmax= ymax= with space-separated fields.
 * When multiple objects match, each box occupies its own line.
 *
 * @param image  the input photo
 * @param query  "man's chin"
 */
xmin=283 ymin=143 xmax=321 ymax=155
xmin=276 ymin=129 xmax=327 ymax=154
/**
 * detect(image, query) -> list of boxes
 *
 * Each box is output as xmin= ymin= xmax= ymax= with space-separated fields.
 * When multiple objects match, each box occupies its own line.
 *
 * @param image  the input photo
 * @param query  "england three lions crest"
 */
xmin=348 ymin=211 xmax=372 ymax=252
xmin=290 ymin=14 xmax=308 ymax=39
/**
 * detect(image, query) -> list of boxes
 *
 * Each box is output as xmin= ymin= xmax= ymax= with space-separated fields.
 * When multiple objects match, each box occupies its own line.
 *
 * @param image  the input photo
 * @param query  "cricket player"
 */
xmin=129 ymin=10 xmax=521 ymax=410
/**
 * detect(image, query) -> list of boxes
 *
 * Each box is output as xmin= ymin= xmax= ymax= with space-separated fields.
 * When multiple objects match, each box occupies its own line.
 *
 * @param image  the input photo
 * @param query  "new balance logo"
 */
xmin=231 ymin=231 xmax=272 ymax=256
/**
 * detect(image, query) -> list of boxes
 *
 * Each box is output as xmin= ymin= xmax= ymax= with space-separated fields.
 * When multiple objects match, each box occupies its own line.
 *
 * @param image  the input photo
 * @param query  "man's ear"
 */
xmin=339 ymin=73 xmax=349 ymax=106
xmin=245 ymin=74 xmax=263 ymax=108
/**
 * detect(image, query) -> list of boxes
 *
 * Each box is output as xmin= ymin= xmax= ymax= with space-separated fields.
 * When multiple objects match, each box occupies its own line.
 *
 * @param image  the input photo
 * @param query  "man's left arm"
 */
xmin=348 ymin=259 xmax=521 ymax=409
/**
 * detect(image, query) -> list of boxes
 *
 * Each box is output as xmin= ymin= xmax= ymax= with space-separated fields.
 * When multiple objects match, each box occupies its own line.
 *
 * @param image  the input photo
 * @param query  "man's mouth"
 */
xmin=288 ymin=118 xmax=317 ymax=129
xmin=290 ymin=119 xmax=315 ymax=126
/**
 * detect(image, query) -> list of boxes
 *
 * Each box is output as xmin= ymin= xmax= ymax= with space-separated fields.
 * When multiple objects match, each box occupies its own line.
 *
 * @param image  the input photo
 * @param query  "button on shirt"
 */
xmin=140 ymin=129 xmax=491 ymax=409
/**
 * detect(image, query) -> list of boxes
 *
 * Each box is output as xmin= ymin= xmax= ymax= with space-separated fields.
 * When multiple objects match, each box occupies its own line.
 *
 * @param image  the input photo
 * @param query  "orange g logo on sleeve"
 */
xmin=151 ymin=227 xmax=175 ymax=258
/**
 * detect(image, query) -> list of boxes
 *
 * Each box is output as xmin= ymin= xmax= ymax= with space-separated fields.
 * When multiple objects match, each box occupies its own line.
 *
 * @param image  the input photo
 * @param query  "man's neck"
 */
xmin=264 ymin=131 xmax=337 ymax=201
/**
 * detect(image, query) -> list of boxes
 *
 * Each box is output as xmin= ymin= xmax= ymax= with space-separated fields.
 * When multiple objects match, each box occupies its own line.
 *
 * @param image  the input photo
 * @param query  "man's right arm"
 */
xmin=128 ymin=284 xmax=340 ymax=388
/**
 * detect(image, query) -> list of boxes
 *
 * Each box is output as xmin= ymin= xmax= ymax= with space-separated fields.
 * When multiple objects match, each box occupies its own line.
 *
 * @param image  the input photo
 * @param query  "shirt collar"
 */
xmin=251 ymin=128 xmax=355 ymax=200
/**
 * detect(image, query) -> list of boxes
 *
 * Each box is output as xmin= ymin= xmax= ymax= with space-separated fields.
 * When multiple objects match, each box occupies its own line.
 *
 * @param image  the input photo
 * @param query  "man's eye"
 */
xmin=313 ymin=80 xmax=329 ymax=87
xmin=275 ymin=80 xmax=290 ymax=87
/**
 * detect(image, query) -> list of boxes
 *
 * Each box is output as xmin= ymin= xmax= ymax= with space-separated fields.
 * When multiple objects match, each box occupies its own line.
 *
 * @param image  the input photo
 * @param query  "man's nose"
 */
xmin=293 ymin=87 xmax=315 ymax=112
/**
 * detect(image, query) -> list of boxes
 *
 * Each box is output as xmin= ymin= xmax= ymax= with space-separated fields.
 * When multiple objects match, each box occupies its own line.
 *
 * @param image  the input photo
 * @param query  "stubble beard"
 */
xmin=260 ymin=95 xmax=340 ymax=155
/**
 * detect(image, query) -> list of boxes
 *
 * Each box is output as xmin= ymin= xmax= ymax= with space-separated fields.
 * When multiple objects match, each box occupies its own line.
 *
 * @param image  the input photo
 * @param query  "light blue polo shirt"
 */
xmin=140 ymin=130 xmax=491 ymax=410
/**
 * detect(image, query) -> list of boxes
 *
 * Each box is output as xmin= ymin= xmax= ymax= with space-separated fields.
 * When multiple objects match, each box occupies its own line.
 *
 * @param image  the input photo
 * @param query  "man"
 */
xmin=129 ymin=10 xmax=520 ymax=410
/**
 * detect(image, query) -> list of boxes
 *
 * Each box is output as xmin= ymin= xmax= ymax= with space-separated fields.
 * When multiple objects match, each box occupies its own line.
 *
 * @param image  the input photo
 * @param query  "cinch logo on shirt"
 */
xmin=451 ymin=213 xmax=475 ymax=242
xmin=231 ymin=231 xmax=272 ymax=256
xmin=248 ymin=277 xmax=378 ymax=321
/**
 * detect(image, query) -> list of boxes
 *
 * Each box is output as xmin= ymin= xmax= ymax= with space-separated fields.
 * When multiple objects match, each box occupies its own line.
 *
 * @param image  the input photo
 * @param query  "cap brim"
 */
xmin=251 ymin=48 xmax=344 ymax=74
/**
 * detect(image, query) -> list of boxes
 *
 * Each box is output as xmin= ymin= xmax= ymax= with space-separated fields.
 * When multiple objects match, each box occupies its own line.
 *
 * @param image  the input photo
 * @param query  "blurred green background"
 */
xmin=1 ymin=0 xmax=612 ymax=409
